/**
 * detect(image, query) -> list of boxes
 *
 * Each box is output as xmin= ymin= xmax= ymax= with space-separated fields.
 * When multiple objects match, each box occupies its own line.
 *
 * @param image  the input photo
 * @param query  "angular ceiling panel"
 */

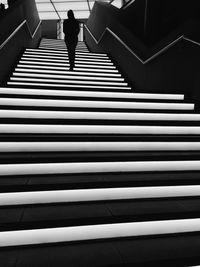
xmin=34 ymin=0 xmax=122 ymax=20
xmin=58 ymin=10 xmax=90 ymax=20
xmin=54 ymin=2 xmax=89 ymax=11
xmin=37 ymin=3 xmax=55 ymax=12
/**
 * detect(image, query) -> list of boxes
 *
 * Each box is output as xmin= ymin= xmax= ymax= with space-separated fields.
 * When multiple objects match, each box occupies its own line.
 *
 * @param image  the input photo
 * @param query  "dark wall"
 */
xmin=85 ymin=1 xmax=200 ymax=100
xmin=0 ymin=0 xmax=41 ymax=85
xmin=42 ymin=20 xmax=58 ymax=39
xmin=122 ymin=0 xmax=200 ymax=45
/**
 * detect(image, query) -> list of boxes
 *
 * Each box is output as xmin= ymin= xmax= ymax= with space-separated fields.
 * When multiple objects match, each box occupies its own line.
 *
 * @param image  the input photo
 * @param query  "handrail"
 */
xmin=184 ymin=37 xmax=200 ymax=47
xmin=84 ymin=24 xmax=186 ymax=64
xmin=0 ymin=20 xmax=41 ymax=50
xmin=121 ymin=0 xmax=136 ymax=10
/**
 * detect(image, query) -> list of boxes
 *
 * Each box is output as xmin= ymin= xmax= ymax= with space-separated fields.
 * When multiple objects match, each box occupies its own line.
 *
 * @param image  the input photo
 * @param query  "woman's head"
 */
xmin=68 ymin=10 xmax=75 ymax=19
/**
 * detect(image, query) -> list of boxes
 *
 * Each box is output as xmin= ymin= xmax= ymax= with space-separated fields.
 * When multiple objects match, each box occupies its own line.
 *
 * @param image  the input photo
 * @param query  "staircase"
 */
xmin=1 ymin=38 xmax=200 ymax=266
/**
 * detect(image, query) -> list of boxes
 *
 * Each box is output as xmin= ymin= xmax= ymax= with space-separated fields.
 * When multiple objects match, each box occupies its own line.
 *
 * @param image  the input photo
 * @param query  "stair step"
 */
xmin=7 ymin=81 xmax=132 ymax=91
xmin=0 ymin=98 xmax=193 ymax=110
xmin=1 ymin=141 xmax=200 ymax=152
xmin=1 ymin=110 xmax=200 ymax=124
xmin=17 ymin=63 xmax=119 ymax=73
xmin=0 ymin=87 xmax=185 ymax=100
xmin=1 ymin=218 xmax=200 ymax=247
xmin=30 ymin=47 xmax=108 ymax=57
xmin=1 ymin=124 xmax=200 ymax=134
xmin=1 ymin=160 xmax=200 ymax=176
xmin=12 ymin=72 xmax=125 ymax=83
xmin=1 ymin=185 xmax=200 ymax=206
xmin=15 ymin=68 xmax=121 ymax=77
xmin=10 ymin=76 xmax=127 ymax=87
xmin=25 ymin=49 xmax=109 ymax=59
xmin=21 ymin=56 xmax=114 ymax=66
xmin=23 ymin=52 xmax=112 ymax=62
xmin=19 ymin=60 xmax=117 ymax=69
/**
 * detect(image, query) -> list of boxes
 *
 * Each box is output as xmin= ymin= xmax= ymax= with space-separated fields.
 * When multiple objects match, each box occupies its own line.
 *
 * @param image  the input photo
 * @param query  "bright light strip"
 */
xmin=21 ymin=56 xmax=114 ymax=65
xmin=39 ymin=45 xmax=89 ymax=52
xmin=40 ymin=43 xmax=88 ymax=49
xmin=27 ymin=48 xmax=107 ymax=57
xmin=18 ymin=63 xmax=118 ymax=72
xmin=1 ymin=141 xmax=200 ymax=152
xmin=19 ymin=60 xmax=116 ymax=69
xmin=0 ymin=124 xmax=200 ymax=134
xmin=0 ymin=87 xmax=183 ymax=100
xmin=1 ymin=185 xmax=200 ymax=205
xmin=10 ymin=78 xmax=128 ymax=87
xmin=23 ymin=54 xmax=112 ymax=63
xmin=0 ymin=110 xmax=199 ymax=121
xmin=7 ymin=82 xmax=131 ymax=90
xmin=15 ymin=68 xmax=121 ymax=77
xmin=0 ymin=98 xmax=192 ymax=110
xmin=13 ymin=72 xmax=124 ymax=82
xmin=25 ymin=50 xmax=109 ymax=59
xmin=1 ymin=218 xmax=200 ymax=247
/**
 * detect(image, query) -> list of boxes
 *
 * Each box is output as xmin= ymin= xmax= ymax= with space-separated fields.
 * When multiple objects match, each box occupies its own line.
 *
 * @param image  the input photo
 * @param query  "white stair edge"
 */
xmin=0 ymin=98 xmax=193 ymax=110
xmin=1 ymin=160 xmax=200 ymax=175
xmin=19 ymin=60 xmax=116 ymax=69
xmin=23 ymin=53 xmax=112 ymax=62
xmin=1 ymin=141 xmax=200 ymax=152
xmin=15 ymin=67 xmax=121 ymax=77
xmin=0 ymin=87 xmax=184 ymax=100
xmin=17 ymin=64 xmax=119 ymax=73
xmin=1 ymin=218 xmax=200 ymax=247
xmin=25 ymin=49 xmax=109 ymax=59
xmin=21 ymin=56 xmax=114 ymax=66
xmin=10 ymin=76 xmax=128 ymax=86
xmin=0 ymin=110 xmax=199 ymax=121
xmin=26 ymin=48 xmax=108 ymax=57
xmin=7 ymin=82 xmax=131 ymax=90
xmin=1 ymin=185 xmax=200 ymax=205
xmin=13 ymin=72 xmax=125 ymax=83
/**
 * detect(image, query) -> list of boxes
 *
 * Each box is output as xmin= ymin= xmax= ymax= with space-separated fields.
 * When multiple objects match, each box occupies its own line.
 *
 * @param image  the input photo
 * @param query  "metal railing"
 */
xmin=0 ymin=20 xmax=41 ymax=50
xmin=85 ymin=24 xmax=200 ymax=64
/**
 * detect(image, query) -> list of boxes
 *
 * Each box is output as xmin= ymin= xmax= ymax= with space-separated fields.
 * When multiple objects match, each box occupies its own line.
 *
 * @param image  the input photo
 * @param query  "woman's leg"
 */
xmin=66 ymin=39 xmax=78 ymax=71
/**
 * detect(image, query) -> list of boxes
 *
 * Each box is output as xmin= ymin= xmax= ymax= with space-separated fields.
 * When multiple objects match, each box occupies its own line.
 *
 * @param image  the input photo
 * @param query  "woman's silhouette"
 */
xmin=63 ymin=10 xmax=80 ymax=71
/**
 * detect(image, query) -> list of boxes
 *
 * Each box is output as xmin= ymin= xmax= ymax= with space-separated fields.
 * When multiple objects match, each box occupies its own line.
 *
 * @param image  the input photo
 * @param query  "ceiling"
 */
xmin=35 ymin=0 xmax=123 ymax=20
xmin=1 ymin=0 xmax=126 ymax=20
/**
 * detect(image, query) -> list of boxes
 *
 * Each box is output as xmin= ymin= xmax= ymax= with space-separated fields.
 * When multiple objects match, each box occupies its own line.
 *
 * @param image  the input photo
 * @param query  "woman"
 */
xmin=63 ymin=10 xmax=80 ymax=71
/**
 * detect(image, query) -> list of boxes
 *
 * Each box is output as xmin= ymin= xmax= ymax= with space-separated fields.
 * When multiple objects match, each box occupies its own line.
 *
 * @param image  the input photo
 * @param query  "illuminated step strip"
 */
xmin=40 ymin=42 xmax=87 ymax=47
xmin=40 ymin=42 xmax=88 ymax=47
xmin=19 ymin=60 xmax=117 ymax=69
xmin=40 ymin=43 xmax=88 ymax=49
xmin=26 ymin=48 xmax=108 ymax=57
xmin=1 ymin=141 xmax=200 ymax=152
xmin=39 ymin=46 xmax=89 ymax=52
xmin=2 ymin=160 xmax=200 ymax=176
xmin=21 ymin=56 xmax=114 ymax=66
xmin=0 ymin=87 xmax=184 ymax=100
xmin=10 ymin=78 xmax=129 ymax=88
xmin=40 ymin=43 xmax=88 ymax=48
xmin=2 ymin=185 xmax=200 ymax=206
xmin=8 ymin=81 xmax=131 ymax=90
xmin=0 ymin=98 xmax=192 ymax=110
xmin=0 ymin=110 xmax=200 ymax=121
xmin=15 ymin=67 xmax=121 ymax=77
xmin=23 ymin=53 xmax=112 ymax=62
xmin=17 ymin=63 xmax=118 ymax=73
xmin=1 ymin=218 xmax=200 ymax=247
xmin=25 ymin=49 xmax=109 ymax=58
xmin=0 ymin=124 xmax=200 ymax=134
xmin=13 ymin=72 xmax=125 ymax=82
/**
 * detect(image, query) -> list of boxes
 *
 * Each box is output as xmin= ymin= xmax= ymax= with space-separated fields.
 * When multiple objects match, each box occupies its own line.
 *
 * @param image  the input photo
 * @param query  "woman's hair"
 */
xmin=68 ymin=10 xmax=75 ymax=19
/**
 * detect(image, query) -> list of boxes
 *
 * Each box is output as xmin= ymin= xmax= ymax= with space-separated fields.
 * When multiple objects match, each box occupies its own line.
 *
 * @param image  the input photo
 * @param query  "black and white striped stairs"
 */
xmin=1 ymin=38 xmax=200 ymax=266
